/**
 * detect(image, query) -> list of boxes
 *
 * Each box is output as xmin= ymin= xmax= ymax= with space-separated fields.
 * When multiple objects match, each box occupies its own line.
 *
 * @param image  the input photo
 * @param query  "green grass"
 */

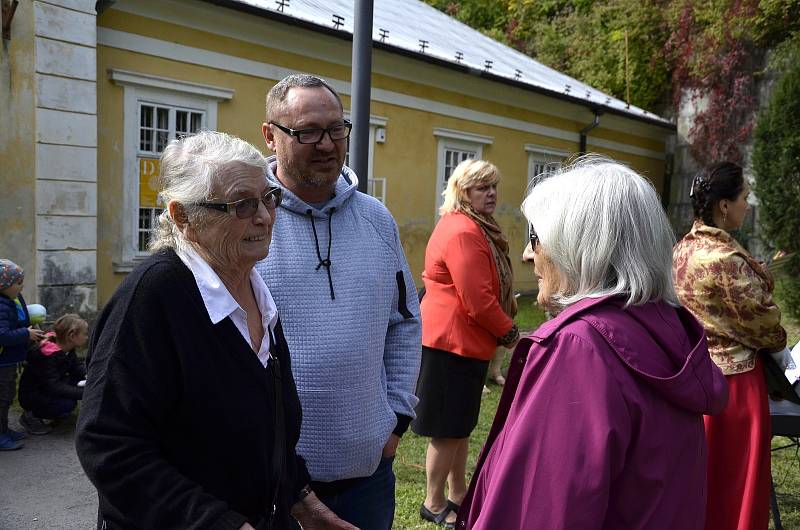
xmin=394 ymin=295 xmax=544 ymax=529
xmin=514 ymin=293 xmax=549 ymax=332
xmin=770 ymin=292 xmax=800 ymax=530
xmin=772 ymin=437 xmax=800 ymax=529
xmin=12 ymin=293 xmax=800 ymax=528
xmin=395 ymin=295 xmax=800 ymax=529
xmin=395 ymin=386 xmax=502 ymax=529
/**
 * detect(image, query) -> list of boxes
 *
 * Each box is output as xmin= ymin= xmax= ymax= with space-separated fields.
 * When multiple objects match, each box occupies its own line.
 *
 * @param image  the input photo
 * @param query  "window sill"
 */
xmin=112 ymin=254 xmax=150 ymax=274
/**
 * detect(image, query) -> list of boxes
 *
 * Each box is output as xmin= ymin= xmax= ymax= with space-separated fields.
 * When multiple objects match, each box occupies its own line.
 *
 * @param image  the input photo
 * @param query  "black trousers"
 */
xmin=0 ymin=364 xmax=19 ymax=433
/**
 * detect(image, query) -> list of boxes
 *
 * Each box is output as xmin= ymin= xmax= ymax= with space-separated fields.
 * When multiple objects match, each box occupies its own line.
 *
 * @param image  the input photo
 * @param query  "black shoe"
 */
xmin=420 ymin=503 xmax=455 ymax=529
xmin=20 ymin=411 xmax=52 ymax=435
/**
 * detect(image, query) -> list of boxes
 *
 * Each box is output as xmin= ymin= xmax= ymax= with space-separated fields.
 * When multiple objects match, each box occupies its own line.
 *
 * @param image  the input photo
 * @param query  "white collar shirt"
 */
xmin=175 ymin=245 xmax=278 ymax=368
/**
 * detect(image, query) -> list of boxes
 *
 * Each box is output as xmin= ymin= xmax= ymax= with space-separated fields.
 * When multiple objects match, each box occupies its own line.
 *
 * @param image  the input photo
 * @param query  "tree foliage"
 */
xmin=664 ymin=0 xmax=800 ymax=165
xmin=751 ymin=45 xmax=800 ymax=250
xmin=424 ymin=0 xmax=800 ymax=164
xmin=752 ymin=45 xmax=800 ymax=317
xmin=425 ymin=0 xmax=670 ymax=111
xmin=510 ymin=0 xmax=670 ymax=112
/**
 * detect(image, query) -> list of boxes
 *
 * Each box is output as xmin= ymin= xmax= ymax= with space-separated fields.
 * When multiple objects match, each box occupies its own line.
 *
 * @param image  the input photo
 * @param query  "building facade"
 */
xmin=1 ymin=0 xmax=675 ymax=316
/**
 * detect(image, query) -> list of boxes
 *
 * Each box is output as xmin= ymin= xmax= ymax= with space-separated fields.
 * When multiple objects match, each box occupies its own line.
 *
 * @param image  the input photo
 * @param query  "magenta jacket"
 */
xmin=458 ymin=295 xmax=728 ymax=530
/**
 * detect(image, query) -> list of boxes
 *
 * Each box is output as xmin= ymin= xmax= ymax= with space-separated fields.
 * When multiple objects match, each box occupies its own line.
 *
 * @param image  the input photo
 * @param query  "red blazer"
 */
xmin=421 ymin=212 xmax=514 ymax=360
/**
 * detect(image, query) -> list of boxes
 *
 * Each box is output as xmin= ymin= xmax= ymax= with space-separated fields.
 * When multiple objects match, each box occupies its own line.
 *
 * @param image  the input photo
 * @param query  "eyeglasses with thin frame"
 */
xmin=197 ymin=187 xmax=282 ymax=219
xmin=529 ymin=223 xmax=539 ymax=249
xmin=269 ymin=120 xmax=352 ymax=144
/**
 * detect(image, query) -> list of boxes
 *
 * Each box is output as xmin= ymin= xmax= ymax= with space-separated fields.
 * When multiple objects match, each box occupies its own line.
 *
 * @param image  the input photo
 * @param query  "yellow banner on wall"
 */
xmin=139 ymin=158 xmax=162 ymax=208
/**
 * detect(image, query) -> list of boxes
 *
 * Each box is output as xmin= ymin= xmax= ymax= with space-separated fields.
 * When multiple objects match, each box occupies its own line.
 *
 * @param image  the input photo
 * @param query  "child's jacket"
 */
xmin=0 ymin=293 xmax=30 ymax=366
xmin=19 ymin=337 xmax=85 ymax=407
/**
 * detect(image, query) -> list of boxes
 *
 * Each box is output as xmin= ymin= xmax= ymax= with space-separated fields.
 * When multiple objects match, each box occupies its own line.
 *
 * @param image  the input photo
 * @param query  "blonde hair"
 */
xmin=439 ymin=159 xmax=500 ymax=216
xmin=51 ymin=314 xmax=87 ymax=343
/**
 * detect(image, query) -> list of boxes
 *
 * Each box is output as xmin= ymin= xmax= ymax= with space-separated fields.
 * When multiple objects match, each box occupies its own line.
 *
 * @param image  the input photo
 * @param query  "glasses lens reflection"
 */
xmin=233 ymin=189 xmax=282 ymax=219
xmin=296 ymin=123 xmax=351 ymax=144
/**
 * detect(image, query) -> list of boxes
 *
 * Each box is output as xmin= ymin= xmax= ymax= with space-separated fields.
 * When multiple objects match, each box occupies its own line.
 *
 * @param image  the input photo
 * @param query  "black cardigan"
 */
xmin=76 ymin=250 xmax=309 ymax=529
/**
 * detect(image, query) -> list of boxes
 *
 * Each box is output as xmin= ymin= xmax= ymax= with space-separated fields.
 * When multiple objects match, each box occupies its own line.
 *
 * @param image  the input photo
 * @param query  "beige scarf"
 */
xmin=462 ymin=205 xmax=517 ymax=318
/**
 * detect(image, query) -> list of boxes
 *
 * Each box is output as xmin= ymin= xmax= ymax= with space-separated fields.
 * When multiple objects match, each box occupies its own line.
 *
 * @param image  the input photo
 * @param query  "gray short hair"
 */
xmin=522 ymin=155 xmax=679 ymax=308
xmin=266 ymin=74 xmax=343 ymax=121
xmin=148 ymin=130 xmax=268 ymax=253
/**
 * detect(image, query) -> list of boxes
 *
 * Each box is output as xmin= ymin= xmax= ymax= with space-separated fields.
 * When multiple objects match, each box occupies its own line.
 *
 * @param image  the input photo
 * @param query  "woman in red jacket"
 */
xmin=412 ymin=159 xmax=518 ymax=528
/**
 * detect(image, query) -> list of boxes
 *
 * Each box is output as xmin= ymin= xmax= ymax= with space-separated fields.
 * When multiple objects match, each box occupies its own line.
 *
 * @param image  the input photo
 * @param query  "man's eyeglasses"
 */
xmin=197 ymin=187 xmax=282 ymax=219
xmin=529 ymin=223 xmax=539 ymax=249
xmin=269 ymin=120 xmax=352 ymax=144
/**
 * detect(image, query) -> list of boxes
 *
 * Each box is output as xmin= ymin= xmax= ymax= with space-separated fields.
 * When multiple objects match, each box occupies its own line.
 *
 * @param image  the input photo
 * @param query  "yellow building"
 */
xmin=0 ymin=0 xmax=675 ymax=316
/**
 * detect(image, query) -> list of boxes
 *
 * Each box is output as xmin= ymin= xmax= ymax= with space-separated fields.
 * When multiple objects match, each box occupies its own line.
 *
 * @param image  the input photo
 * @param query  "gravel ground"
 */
xmin=0 ymin=415 xmax=96 ymax=530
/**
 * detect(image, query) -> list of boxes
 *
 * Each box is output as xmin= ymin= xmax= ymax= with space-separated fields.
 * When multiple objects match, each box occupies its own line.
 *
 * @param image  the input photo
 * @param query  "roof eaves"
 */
xmin=198 ymin=0 xmax=676 ymax=131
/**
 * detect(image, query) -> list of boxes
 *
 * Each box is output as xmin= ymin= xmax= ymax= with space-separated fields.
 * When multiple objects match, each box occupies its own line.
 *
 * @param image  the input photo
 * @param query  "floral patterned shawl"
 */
xmin=673 ymin=220 xmax=787 ymax=375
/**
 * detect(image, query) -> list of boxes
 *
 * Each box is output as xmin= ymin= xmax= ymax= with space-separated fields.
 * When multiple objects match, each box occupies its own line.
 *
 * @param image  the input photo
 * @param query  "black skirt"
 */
xmin=411 ymin=346 xmax=489 ymax=439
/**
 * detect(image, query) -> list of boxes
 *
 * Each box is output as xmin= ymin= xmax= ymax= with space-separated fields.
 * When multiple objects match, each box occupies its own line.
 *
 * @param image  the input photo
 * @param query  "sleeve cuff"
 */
xmin=393 ymin=413 xmax=413 ymax=437
xmin=209 ymin=511 xmax=248 ymax=530
xmin=291 ymin=454 xmax=311 ymax=505
xmin=497 ymin=324 xmax=520 ymax=347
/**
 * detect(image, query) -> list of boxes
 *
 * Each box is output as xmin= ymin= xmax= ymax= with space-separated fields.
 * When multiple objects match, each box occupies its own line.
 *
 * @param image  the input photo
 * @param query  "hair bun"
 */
xmin=689 ymin=174 xmax=712 ymax=198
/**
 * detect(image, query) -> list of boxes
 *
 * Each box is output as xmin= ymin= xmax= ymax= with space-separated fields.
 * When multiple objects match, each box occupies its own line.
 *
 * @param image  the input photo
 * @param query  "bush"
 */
xmin=752 ymin=44 xmax=800 ymax=317
xmin=775 ymin=256 xmax=800 ymax=321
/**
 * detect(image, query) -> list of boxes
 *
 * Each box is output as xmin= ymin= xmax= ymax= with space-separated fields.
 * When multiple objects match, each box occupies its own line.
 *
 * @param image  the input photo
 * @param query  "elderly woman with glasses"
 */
xmin=412 ymin=159 xmax=518 ymax=529
xmin=457 ymin=157 xmax=729 ymax=530
xmin=76 ymin=131 xmax=354 ymax=530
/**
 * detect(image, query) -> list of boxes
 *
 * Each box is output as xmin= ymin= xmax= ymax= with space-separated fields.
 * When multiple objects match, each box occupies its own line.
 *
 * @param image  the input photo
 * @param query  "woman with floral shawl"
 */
xmin=673 ymin=162 xmax=788 ymax=530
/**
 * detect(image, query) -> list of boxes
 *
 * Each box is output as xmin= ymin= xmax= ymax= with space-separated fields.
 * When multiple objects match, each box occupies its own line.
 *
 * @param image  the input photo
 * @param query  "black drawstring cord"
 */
xmin=307 ymin=208 xmax=336 ymax=300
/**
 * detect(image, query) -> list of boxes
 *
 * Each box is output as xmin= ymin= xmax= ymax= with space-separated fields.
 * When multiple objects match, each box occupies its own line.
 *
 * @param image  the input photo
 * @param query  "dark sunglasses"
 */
xmin=269 ymin=120 xmax=352 ymax=144
xmin=197 ymin=187 xmax=282 ymax=219
xmin=529 ymin=223 xmax=539 ymax=249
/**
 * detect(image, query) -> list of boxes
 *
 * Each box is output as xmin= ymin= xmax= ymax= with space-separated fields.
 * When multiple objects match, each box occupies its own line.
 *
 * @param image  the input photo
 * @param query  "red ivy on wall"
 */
xmin=665 ymin=0 xmax=759 ymax=165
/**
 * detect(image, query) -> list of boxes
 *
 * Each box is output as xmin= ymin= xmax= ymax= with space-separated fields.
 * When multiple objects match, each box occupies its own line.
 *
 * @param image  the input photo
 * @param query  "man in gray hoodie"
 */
xmin=257 ymin=74 xmax=422 ymax=530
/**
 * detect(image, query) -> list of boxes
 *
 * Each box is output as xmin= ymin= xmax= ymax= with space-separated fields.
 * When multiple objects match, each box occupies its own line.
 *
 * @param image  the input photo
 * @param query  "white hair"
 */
xmin=149 ymin=130 xmax=268 ymax=253
xmin=522 ymin=155 xmax=679 ymax=308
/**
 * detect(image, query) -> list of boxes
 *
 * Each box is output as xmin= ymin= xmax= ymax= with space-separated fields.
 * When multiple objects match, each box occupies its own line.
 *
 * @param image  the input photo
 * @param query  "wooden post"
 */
xmin=624 ymin=29 xmax=631 ymax=105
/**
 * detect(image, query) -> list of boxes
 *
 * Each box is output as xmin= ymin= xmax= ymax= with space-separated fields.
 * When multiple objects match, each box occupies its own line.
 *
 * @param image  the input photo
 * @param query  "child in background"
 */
xmin=0 ymin=259 xmax=46 ymax=451
xmin=18 ymin=314 xmax=88 ymax=435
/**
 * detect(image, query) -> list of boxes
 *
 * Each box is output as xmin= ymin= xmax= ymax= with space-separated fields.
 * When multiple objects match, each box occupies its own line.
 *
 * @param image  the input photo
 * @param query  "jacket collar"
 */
xmin=529 ymin=295 xmax=615 ymax=342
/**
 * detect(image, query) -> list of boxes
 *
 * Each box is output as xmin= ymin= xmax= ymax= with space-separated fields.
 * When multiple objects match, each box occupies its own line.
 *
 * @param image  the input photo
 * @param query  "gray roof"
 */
xmin=224 ymin=0 xmax=672 ymax=127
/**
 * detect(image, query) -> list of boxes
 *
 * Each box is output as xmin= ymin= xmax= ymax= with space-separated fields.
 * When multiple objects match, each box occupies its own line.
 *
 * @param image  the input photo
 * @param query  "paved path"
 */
xmin=0 ymin=415 xmax=95 ymax=530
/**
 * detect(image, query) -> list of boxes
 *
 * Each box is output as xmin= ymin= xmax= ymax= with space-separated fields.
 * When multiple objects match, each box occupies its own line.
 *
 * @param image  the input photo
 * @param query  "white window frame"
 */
xmin=137 ymin=103 xmax=205 ymax=156
xmin=525 ymin=144 xmax=569 ymax=243
xmin=136 ymin=102 xmax=205 ymax=253
xmin=368 ymin=177 xmax=387 ymax=204
xmin=344 ymin=112 xmax=388 ymax=202
xmin=110 ymin=69 xmax=234 ymax=272
xmin=525 ymin=144 xmax=570 ymax=187
xmin=434 ymin=128 xmax=493 ymax=217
